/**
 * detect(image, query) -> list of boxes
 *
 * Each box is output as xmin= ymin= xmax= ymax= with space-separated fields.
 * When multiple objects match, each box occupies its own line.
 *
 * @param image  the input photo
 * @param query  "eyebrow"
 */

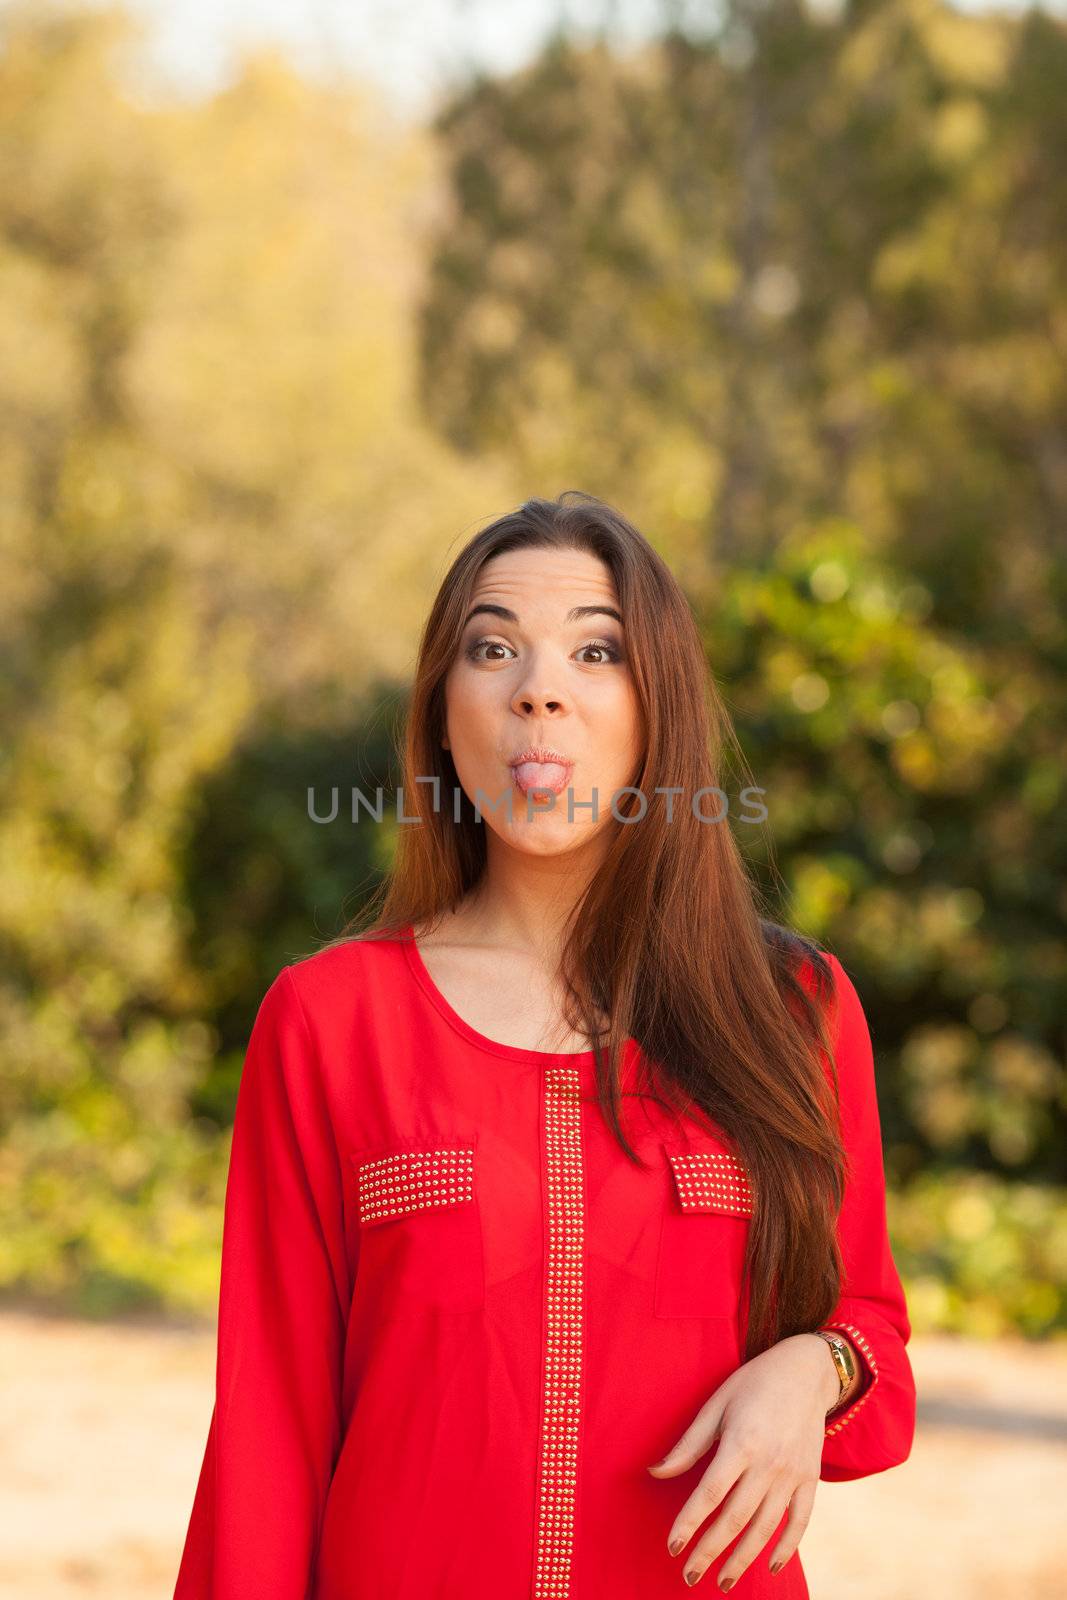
xmin=461 ymin=603 xmax=623 ymax=629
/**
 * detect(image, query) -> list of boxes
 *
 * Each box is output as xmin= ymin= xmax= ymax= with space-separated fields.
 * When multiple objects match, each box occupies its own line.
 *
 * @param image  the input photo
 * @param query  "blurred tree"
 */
xmin=714 ymin=524 xmax=1066 ymax=1185
xmin=418 ymin=0 xmax=1067 ymax=1185
xmin=0 ymin=0 xmax=1063 ymax=1320
xmin=0 ymin=0 xmax=512 ymax=1312
xmin=418 ymin=0 xmax=1067 ymax=606
xmin=176 ymin=687 xmax=404 ymax=1128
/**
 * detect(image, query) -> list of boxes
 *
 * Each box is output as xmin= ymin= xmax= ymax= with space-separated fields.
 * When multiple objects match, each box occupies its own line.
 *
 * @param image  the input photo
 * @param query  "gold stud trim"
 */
xmin=821 ymin=1321 xmax=879 ymax=1436
xmin=356 ymin=1147 xmax=474 ymax=1225
xmin=667 ymin=1149 xmax=755 ymax=1217
xmin=532 ymin=1064 xmax=584 ymax=1598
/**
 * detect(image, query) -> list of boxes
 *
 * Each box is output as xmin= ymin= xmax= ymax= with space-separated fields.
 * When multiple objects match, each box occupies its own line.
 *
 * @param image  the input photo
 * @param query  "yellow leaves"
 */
xmin=695 ymin=251 xmax=740 ymax=306
xmin=881 ymin=699 xmax=921 ymax=737
xmin=867 ymin=360 xmax=913 ymax=404
xmin=809 ymin=560 xmax=850 ymax=603
xmin=467 ymin=296 xmax=524 ymax=357
xmin=789 ymin=856 xmax=855 ymax=933
xmin=902 ymin=1022 xmax=976 ymax=1146
xmin=946 ymin=1188 xmax=996 ymax=1243
xmin=790 ymin=671 xmax=830 ymax=712
xmin=889 ymin=1172 xmax=1067 ymax=1337
xmin=921 ymin=5 xmax=1009 ymax=89
xmin=880 ymin=827 xmax=925 ymax=875
xmin=844 ymin=885 xmax=985 ymax=977
xmin=765 ymin=644 xmax=809 ymax=696
xmin=751 ymin=262 xmax=801 ymax=320
xmin=887 ymin=675 xmax=1005 ymax=793
xmin=669 ymin=478 xmax=711 ymax=521
xmin=987 ymin=1036 xmax=1060 ymax=1100
xmin=0 ymin=249 xmax=81 ymax=415
xmin=891 ymin=731 xmax=940 ymax=790
xmin=943 ymin=331 xmax=1061 ymax=418
xmin=930 ymin=97 xmax=988 ymax=165
xmin=901 ymin=1012 xmax=1060 ymax=1169
xmin=838 ymin=0 xmax=1006 ymax=97
xmin=852 ymin=577 xmax=900 ymax=624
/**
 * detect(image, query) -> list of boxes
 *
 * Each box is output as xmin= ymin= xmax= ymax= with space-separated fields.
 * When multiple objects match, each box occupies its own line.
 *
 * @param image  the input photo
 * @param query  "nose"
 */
xmin=514 ymin=693 xmax=564 ymax=715
xmin=510 ymin=648 xmax=568 ymax=718
xmin=511 ymin=682 xmax=567 ymax=717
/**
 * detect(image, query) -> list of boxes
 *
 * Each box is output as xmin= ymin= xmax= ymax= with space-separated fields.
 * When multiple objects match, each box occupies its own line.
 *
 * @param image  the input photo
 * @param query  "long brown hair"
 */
xmin=324 ymin=491 xmax=848 ymax=1360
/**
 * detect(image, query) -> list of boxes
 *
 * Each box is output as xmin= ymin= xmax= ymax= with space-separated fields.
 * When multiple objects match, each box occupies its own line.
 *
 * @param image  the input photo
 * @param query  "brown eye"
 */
xmin=576 ymin=640 xmax=622 ymax=664
xmin=465 ymin=637 xmax=516 ymax=663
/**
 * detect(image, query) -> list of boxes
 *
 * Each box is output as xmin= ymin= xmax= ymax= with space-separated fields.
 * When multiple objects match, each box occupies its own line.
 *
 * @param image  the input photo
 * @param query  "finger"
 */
xmin=677 ymin=1470 xmax=770 ymax=1583
xmin=666 ymin=1449 xmax=750 ymax=1558
xmin=765 ymin=1477 xmax=818 ymax=1576
xmin=646 ymin=1392 xmax=728 ymax=1478
xmin=711 ymin=1488 xmax=793 ymax=1591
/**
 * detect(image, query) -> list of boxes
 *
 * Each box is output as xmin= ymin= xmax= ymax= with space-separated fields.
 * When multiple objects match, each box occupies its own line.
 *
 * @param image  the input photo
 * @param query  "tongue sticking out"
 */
xmin=511 ymin=761 xmax=572 ymax=795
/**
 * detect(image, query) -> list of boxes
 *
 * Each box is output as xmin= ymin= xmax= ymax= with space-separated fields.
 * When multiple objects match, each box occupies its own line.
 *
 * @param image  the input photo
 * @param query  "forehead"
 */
xmin=469 ymin=546 xmax=619 ymax=606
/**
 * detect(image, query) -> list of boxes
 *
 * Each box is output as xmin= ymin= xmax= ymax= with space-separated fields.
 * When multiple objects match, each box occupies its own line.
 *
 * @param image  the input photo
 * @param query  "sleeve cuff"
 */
xmin=820 ymin=1321 xmax=880 ymax=1438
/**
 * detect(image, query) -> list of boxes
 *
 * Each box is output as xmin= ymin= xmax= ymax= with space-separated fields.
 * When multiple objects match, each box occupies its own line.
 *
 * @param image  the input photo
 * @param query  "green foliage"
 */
xmin=0 ymin=1111 xmax=227 ymax=1317
xmin=1 ymin=0 xmax=1064 ymax=1328
xmin=890 ymin=1172 xmax=1067 ymax=1339
xmin=0 ymin=0 xmax=512 ymax=1310
xmin=177 ymin=695 xmax=402 ymax=1120
xmin=711 ymin=527 xmax=1067 ymax=1180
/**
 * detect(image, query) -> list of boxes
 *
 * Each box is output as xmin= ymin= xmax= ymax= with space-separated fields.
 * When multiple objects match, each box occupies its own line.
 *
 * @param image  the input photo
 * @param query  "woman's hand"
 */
xmin=646 ymin=1333 xmax=840 ymax=1589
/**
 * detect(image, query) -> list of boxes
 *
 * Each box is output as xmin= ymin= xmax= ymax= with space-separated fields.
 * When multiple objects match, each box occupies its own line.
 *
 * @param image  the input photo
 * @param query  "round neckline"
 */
xmin=400 ymin=920 xmax=605 ymax=1067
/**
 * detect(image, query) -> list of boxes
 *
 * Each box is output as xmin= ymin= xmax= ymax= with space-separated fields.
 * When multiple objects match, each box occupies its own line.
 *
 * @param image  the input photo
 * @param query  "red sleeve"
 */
xmin=815 ymin=952 xmax=917 ymax=1481
xmin=174 ymin=966 xmax=349 ymax=1598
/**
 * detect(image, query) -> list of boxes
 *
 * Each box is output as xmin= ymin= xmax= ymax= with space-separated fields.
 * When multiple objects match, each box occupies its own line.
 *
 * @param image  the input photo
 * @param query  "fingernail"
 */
xmin=647 ymin=1457 xmax=668 ymax=1471
xmin=669 ymin=1537 xmax=684 ymax=1556
xmin=771 ymin=1559 xmax=783 ymax=1575
xmin=719 ymin=1581 xmax=735 ymax=1594
xmin=684 ymin=1572 xmax=701 ymax=1587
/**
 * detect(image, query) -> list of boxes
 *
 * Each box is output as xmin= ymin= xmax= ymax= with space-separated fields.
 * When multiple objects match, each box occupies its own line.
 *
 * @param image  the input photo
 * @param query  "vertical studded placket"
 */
xmin=532 ymin=1059 xmax=585 ymax=1599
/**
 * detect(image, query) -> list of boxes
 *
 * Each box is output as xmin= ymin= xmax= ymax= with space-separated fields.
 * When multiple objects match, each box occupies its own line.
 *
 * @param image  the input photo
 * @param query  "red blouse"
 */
xmin=173 ymin=929 xmax=915 ymax=1600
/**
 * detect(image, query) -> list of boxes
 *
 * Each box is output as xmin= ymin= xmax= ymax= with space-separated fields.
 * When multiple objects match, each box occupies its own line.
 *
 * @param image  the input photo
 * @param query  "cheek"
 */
xmin=443 ymin=688 xmax=512 ymax=804
xmin=588 ymin=683 xmax=642 ymax=773
xmin=444 ymin=673 xmax=498 ymax=753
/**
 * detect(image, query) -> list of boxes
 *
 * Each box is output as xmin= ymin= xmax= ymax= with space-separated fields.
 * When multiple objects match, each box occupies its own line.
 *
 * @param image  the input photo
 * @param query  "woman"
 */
xmin=173 ymin=492 xmax=916 ymax=1600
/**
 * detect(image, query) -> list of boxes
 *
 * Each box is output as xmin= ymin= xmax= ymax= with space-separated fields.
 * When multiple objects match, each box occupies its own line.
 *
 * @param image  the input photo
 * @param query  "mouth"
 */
xmin=507 ymin=747 xmax=574 ymax=797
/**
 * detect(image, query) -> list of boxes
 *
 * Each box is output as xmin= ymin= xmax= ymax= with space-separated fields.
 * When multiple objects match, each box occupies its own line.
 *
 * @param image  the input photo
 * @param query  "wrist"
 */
xmin=815 ymin=1329 xmax=860 ymax=1414
xmin=788 ymin=1332 xmax=844 ymax=1411
xmin=812 ymin=1333 xmax=845 ymax=1411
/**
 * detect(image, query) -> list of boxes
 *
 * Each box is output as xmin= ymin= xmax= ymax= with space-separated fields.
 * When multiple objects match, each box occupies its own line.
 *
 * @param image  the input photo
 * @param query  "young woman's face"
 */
xmin=442 ymin=546 xmax=643 ymax=857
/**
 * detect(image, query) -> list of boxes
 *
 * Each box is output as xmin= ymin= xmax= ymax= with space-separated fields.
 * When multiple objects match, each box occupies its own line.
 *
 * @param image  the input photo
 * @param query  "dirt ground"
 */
xmin=1 ymin=1309 xmax=1064 ymax=1599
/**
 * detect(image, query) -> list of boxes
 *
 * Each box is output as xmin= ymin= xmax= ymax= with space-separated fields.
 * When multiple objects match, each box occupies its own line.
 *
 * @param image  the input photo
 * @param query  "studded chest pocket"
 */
xmin=353 ymin=1139 xmax=485 ymax=1313
xmin=653 ymin=1139 xmax=756 ymax=1320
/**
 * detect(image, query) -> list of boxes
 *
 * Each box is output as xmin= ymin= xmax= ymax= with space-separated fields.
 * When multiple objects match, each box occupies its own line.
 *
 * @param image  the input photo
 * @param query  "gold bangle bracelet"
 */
xmin=817 ymin=1330 xmax=857 ymax=1413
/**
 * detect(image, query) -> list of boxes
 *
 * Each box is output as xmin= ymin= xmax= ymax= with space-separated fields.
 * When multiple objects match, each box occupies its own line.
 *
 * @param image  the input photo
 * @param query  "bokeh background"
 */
xmin=1 ymin=0 xmax=1065 ymax=1595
